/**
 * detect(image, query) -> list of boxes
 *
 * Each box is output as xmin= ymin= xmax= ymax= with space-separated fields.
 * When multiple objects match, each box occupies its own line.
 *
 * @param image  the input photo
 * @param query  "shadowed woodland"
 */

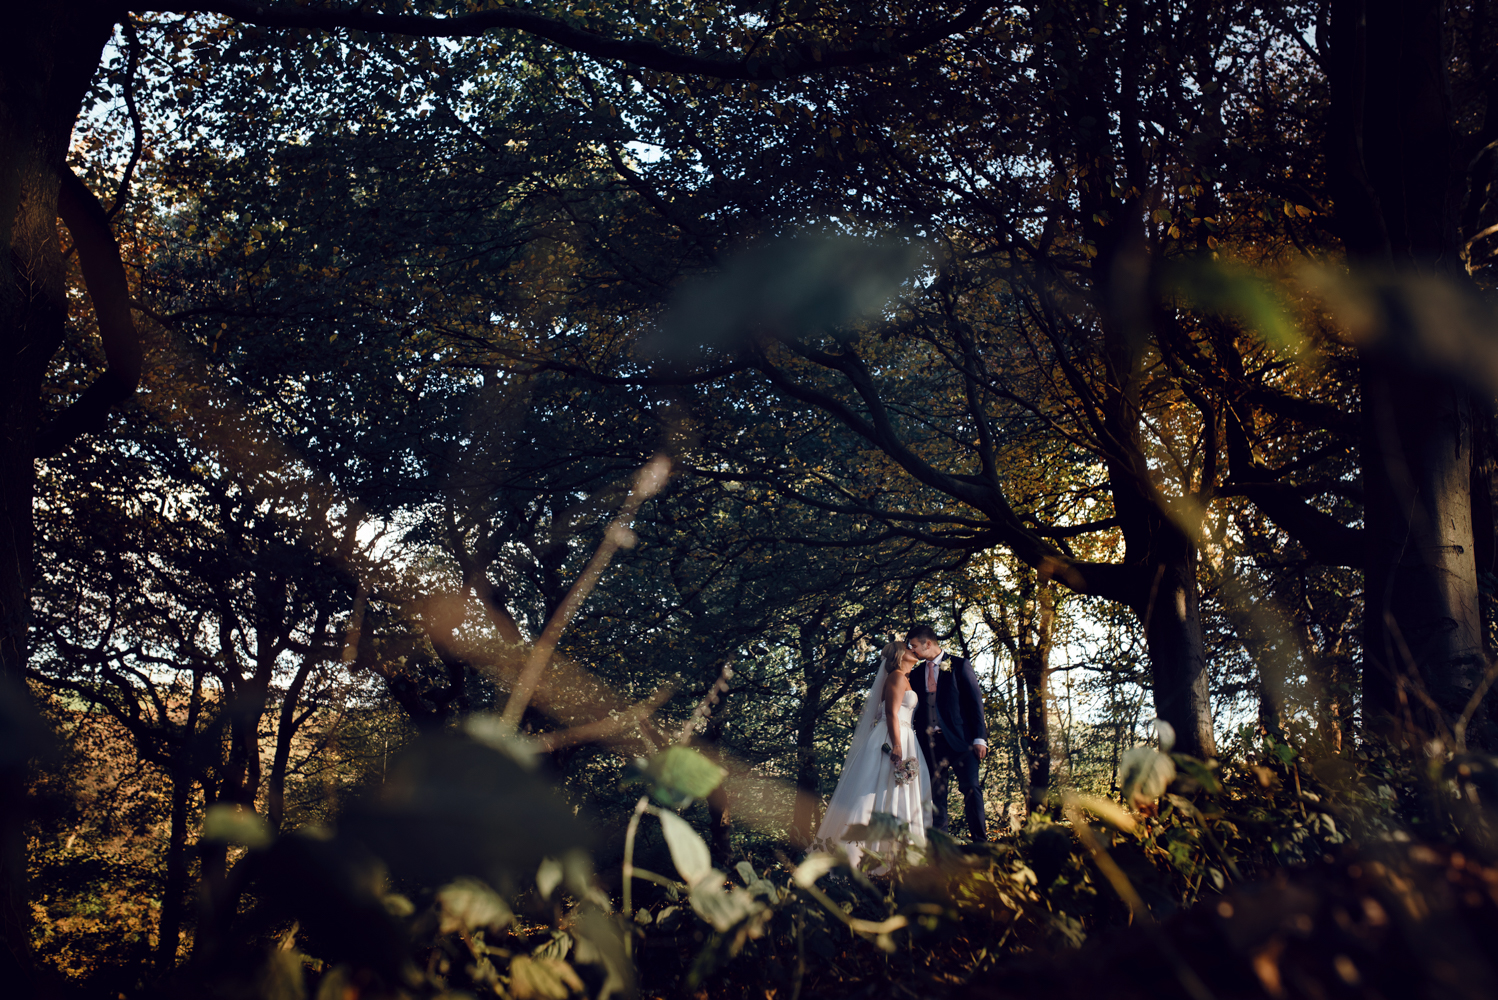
xmin=8 ymin=1 xmax=1498 ymax=998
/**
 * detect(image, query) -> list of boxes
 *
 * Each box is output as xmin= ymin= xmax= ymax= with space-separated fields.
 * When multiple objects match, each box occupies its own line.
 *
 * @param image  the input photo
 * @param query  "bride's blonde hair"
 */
xmin=880 ymin=640 xmax=907 ymax=674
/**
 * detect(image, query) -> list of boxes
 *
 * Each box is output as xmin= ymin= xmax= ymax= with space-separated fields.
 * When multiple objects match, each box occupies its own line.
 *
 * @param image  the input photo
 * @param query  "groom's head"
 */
xmin=906 ymin=624 xmax=942 ymax=661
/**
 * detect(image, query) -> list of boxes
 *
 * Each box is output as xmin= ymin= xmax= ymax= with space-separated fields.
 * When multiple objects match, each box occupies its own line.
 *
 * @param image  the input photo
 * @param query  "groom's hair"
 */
xmin=906 ymin=624 xmax=940 ymax=643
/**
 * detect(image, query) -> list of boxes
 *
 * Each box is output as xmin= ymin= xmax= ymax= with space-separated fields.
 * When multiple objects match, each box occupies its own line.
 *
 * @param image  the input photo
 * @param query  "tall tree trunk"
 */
xmin=0 ymin=6 xmax=116 ymax=986
xmin=788 ymin=680 xmax=825 ymax=849
xmin=1016 ymin=579 xmax=1055 ymax=807
xmin=1077 ymin=8 xmax=1217 ymax=758
xmin=156 ymin=768 xmax=193 ymax=971
xmin=156 ymin=668 xmax=203 ymax=972
xmin=1361 ymin=364 xmax=1483 ymax=738
xmin=1136 ymin=542 xmax=1215 ymax=758
xmin=1331 ymin=0 xmax=1489 ymax=744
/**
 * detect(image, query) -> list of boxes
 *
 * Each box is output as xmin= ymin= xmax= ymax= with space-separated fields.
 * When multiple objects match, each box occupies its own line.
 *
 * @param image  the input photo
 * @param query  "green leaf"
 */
xmin=202 ymin=803 xmax=273 ymax=848
xmin=689 ymin=873 xmax=764 ymax=932
xmin=657 ymin=808 xmax=713 ymax=887
xmin=1171 ymin=754 xmax=1224 ymax=795
xmin=841 ymin=810 xmax=907 ymax=843
xmin=1165 ymin=258 xmax=1307 ymax=360
xmin=437 ymin=877 xmax=513 ymax=934
xmin=638 ymin=746 xmax=725 ymax=807
xmin=1119 ymin=746 xmax=1176 ymax=806
xmin=463 ymin=713 xmax=540 ymax=769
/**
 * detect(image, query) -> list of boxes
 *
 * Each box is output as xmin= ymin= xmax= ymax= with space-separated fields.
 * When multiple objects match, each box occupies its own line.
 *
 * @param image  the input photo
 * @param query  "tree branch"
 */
xmin=169 ymin=1 xmax=992 ymax=81
xmin=39 ymin=169 xmax=143 ymax=457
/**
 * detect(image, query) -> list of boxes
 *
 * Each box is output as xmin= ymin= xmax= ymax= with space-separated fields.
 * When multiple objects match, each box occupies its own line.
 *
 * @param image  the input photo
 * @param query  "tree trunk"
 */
xmin=1331 ymin=0 xmax=1489 ymax=744
xmin=788 ymin=681 xmax=825 ymax=849
xmin=1362 ymin=363 xmax=1484 ymax=739
xmin=0 ymin=5 xmax=117 ymax=986
xmin=156 ymin=768 xmax=193 ymax=971
xmin=1137 ymin=545 xmax=1215 ymax=758
xmin=1016 ymin=579 xmax=1055 ymax=806
xmin=156 ymin=668 xmax=204 ymax=972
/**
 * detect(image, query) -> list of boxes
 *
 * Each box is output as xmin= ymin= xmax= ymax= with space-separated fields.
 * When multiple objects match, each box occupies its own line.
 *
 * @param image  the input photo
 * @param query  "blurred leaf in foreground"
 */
xmin=634 ymin=745 xmax=725 ymax=808
xmin=202 ymin=803 xmax=273 ymax=848
xmin=344 ymin=733 xmax=591 ymax=887
xmin=648 ymin=233 xmax=930 ymax=364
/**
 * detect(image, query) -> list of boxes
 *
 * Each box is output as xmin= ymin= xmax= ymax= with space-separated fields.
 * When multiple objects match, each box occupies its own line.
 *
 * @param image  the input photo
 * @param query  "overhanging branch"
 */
xmin=168 ymin=1 xmax=992 ymax=81
xmin=38 ymin=169 xmax=144 ymax=458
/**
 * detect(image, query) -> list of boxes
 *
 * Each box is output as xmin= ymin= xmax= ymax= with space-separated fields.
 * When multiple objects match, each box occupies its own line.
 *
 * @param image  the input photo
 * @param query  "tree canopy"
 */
xmin=9 ymin=1 xmax=1498 ymax=998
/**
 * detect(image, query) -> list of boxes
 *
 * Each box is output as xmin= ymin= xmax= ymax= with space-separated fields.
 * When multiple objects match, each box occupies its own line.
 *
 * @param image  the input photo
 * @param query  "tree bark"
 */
xmin=1135 ymin=547 xmax=1215 ymax=758
xmin=788 ymin=682 xmax=824 ymax=850
xmin=1362 ymin=363 xmax=1484 ymax=738
xmin=1016 ymin=578 xmax=1055 ymax=807
xmin=0 ymin=4 xmax=118 ymax=986
xmin=156 ymin=768 xmax=193 ymax=971
xmin=1331 ymin=0 xmax=1489 ymax=744
xmin=156 ymin=668 xmax=204 ymax=972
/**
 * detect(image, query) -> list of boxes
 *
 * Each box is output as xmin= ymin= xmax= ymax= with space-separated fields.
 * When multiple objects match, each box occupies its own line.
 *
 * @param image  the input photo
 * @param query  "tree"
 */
xmin=1 ymin=1 xmax=988 ymax=976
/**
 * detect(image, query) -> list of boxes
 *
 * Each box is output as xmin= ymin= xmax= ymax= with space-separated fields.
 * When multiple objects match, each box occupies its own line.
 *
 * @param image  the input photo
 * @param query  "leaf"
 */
xmin=437 ymin=877 xmax=513 ymax=934
xmin=537 ymin=857 xmax=564 ymax=900
xmin=650 ymin=233 xmax=930 ymax=363
xmin=841 ymin=810 xmax=907 ymax=843
xmin=344 ymin=734 xmax=590 ymax=886
xmin=313 ymin=965 xmax=351 ymax=1000
xmin=792 ymin=852 xmax=838 ymax=887
xmin=1066 ymin=793 xmax=1138 ymax=833
xmin=1164 ymin=259 xmax=1306 ymax=361
xmin=638 ymin=746 xmax=725 ymax=808
xmin=1171 ymin=754 xmax=1224 ymax=795
xmin=463 ymin=714 xmax=540 ymax=769
xmin=1152 ymin=718 xmax=1176 ymax=753
xmin=1166 ymin=792 xmax=1202 ymax=819
xmin=1119 ymin=746 xmax=1176 ymax=807
xmin=258 ymin=947 xmax=307 ymax=1000
xmin=734 ymin=860 xmax=759 ymax=886
xmin=657 ymin=809 xmax=713 ymax=887
xmin=572 ymin=909 xmax=633 ymax=998
xmin=508 ymin=954 xmax=584 ymax=1000
xmin=203 ymin=803 xmax=273 ymax=848
xmin=689 ymin=873 xmax=765 ymax=932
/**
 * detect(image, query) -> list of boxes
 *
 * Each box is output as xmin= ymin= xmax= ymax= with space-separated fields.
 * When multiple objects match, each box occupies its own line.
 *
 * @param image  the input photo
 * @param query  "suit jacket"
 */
xmin=912 ymin=654 xmax=988 ymax=758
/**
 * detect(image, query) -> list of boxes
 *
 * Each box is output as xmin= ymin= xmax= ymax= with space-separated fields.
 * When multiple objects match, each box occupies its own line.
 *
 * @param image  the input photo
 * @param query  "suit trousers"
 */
xmin=924 ymin=741 xmax=987 ymax=843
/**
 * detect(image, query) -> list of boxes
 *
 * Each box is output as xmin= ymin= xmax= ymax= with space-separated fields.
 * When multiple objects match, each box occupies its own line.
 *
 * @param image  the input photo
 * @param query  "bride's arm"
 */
xmin=883 ymin=673 xmax=907 ymax=760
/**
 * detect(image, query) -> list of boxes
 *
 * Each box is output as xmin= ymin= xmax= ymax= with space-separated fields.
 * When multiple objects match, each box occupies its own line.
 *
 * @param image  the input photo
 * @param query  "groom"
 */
xmin=907 ymin=624 xmax=989 ymax=843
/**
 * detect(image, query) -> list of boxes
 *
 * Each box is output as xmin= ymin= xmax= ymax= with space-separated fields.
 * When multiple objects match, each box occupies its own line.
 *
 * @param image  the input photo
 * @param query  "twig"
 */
xmin=108 ymin=18 xmax=145 ymax=221
xmin=534 ymin=684 xmax=674 ymax=752
xmin=1453 ymin=657 xmax=1498 ymax=751
xmin=621 ymin=795 xmax=651 ymax=926
xmin=678 ymin=661 xmax=734 ymax=744
xmin=502 ymin=455 xmax=671 ymax=726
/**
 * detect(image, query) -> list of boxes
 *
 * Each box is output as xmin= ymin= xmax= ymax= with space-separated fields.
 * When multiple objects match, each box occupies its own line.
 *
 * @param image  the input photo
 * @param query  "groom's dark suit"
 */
xmin=912 ymin=652 xmax=989 ymax=842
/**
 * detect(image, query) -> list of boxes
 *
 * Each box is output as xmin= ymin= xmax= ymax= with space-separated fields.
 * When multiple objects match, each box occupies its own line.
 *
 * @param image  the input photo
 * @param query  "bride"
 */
xmin=815 ymin=640 xmax=932 ymax=868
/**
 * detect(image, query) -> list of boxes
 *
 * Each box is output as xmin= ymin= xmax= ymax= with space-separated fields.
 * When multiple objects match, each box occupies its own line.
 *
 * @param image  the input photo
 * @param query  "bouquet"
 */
xmin=882 ymin=743 xmax=920 ymax=786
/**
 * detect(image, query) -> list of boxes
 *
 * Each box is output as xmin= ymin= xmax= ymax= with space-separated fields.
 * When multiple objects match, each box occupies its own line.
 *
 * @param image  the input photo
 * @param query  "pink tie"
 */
xmin=927 ymin=657 xmax=938 ymax=693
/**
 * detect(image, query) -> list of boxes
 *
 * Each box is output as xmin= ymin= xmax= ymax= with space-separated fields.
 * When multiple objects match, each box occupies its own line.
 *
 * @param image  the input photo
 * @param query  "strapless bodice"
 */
xmin=887 ymin=688 xmax=918 ymax=724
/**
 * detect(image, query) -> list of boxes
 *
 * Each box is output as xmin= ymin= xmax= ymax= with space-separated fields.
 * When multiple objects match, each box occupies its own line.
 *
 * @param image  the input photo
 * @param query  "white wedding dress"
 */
xmin=815 ymin=688 xmax=932 ymax=868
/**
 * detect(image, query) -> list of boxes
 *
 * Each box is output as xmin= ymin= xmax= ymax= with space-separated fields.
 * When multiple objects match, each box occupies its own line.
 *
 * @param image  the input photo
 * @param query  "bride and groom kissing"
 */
xmin=815 ymin=625 xmax=989 ymax=867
